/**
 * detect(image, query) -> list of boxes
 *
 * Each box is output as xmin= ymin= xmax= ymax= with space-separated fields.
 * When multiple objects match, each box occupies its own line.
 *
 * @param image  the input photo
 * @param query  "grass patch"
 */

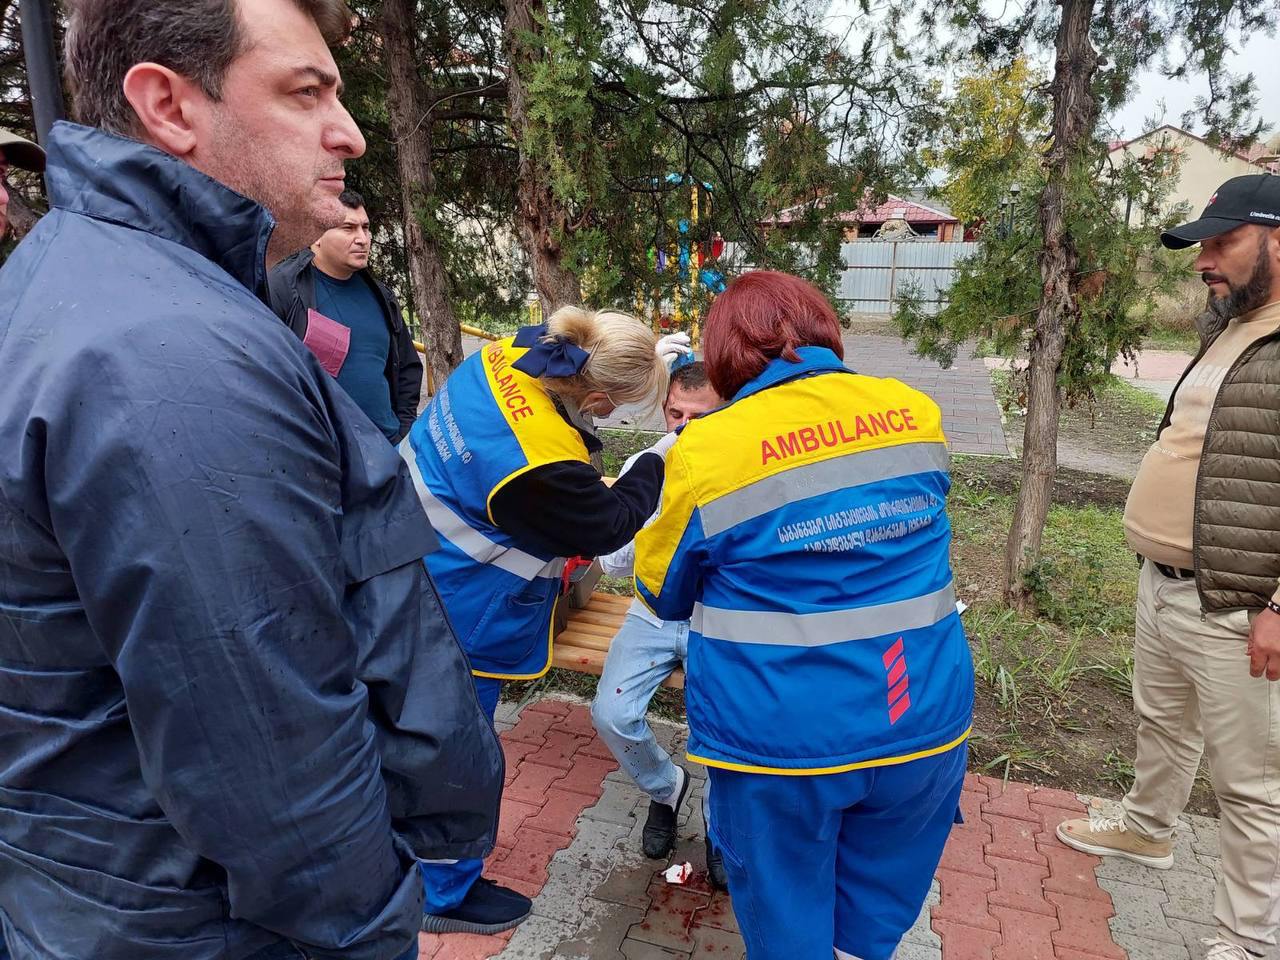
xmin=1141 ymin=327 xmax=1200 ymax=353
xmin=599 ymin=427 xmax=663 ymax=476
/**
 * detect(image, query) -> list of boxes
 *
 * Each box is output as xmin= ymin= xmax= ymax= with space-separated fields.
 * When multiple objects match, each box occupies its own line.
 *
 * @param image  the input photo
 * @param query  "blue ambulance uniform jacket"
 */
xmin=400 ymin=335 xmax=593 ymax=680
xmin=635 ymin=347 xmax=974 ymax=774
xmin=0 ymin=123 xmax=502 ymax=960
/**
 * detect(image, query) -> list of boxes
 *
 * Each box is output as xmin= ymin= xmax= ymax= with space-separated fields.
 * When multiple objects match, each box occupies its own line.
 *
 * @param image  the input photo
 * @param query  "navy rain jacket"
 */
xmin=0 ymin=123 xmax=502 ymax=960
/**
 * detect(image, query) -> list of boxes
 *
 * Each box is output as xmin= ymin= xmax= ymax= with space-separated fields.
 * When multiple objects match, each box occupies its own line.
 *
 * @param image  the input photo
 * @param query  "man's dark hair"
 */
xmin=668 ymin=360 xmax=710 ymax=399
xmin=339 ymin=188 xmax=365 ymax=210
xmin=65 ymin=0 xmax=353 ymax=136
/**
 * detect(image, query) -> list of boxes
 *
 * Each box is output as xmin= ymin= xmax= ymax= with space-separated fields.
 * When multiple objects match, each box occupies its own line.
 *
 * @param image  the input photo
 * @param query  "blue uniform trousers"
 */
xmin=419 ymin=676 xmax=503 ymax=914
xmin=707 ymin=744 xmax=967 ymax=960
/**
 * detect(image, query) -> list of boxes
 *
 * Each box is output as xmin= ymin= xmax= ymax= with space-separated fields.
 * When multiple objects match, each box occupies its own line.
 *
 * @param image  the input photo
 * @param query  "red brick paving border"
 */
xmin=416 ymin=699 xmax=617 ymax=960
xmin=418 ymin=700 xmax=1131 ymax=960
xmin=933 ymin=774 xmax=1123 ymax=960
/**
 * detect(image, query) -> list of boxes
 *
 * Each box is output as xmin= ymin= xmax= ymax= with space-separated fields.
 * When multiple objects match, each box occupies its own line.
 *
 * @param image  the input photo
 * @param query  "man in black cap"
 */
xmin=0 ymin=127 xmax=46 ymax=239
xmin=1057 ymin=173 xmax=1280 ymax=960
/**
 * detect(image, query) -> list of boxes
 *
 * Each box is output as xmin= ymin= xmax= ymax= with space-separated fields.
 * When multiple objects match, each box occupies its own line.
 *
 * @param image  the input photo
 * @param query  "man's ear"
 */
xmin=121 ymin=62 xmax=201 ymax=157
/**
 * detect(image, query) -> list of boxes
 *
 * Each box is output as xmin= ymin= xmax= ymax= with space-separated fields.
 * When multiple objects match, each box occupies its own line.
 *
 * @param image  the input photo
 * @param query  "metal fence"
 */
xmin=838 ymin=241 xmax=978 ymax=315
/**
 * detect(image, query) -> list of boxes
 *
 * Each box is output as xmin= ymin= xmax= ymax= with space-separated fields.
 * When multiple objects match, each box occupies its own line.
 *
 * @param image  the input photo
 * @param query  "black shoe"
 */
xmin=421 ymin=877 xmax=532 ymax=935
xmin=704 ymin=835 xmax=729 ymax=891
xmin=642 ymin=768 xmax=690 ymax=859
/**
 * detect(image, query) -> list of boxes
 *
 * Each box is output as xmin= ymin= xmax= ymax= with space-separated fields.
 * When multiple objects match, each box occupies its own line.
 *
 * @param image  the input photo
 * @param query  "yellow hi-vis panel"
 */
xmin=479 ymin=338 xmax=592 ymax=519
xmin=682 ymin=373 xmax=944 ymax=506
xmin=634 ymin=372 xmax=946 ymax=603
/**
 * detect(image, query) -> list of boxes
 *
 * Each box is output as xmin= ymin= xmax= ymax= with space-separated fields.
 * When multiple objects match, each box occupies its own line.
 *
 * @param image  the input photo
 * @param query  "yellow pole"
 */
xmin=458 ymin=324 xmax=500 ymax=342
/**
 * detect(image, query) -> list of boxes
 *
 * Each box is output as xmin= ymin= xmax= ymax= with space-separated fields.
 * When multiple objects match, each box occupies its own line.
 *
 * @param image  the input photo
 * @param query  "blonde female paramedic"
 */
xmin=400 ymin=307 xmax=677 ymax=936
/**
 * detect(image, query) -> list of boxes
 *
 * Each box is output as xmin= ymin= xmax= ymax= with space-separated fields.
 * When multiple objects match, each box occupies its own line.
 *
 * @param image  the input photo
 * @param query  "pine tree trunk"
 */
xmin=503 ymin=0 xmax=582 ymax=316
xmin=1003 ymin=0 xmax=1099 ymax=606
xmin=378 ymin=0 xmax=464 ymax=395
xmin=4 ymin=187 xmax=41 ymax=240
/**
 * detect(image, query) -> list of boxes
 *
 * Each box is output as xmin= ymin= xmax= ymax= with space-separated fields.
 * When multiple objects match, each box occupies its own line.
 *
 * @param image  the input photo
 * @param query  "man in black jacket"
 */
xmin=268 ymin=189 xmax=423 ymax=441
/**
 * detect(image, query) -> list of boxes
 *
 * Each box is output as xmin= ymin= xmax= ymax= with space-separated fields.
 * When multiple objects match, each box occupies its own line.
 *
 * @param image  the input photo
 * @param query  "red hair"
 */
xmin=702 ymin=270 xmax=844 ymax=399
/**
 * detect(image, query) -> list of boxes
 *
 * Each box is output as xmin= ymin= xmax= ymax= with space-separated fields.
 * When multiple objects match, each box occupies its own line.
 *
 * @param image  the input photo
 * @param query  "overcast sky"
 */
xmin=1112 ymin=33 xmax=1280 ymax=140
xmin=821 ymin=1 xmax=1276 ymax=145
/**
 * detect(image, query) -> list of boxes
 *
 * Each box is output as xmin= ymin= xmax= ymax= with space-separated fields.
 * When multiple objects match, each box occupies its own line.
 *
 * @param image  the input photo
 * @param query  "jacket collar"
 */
xmin=731 ymin=346 xmax=850 ymax=402
xmin=45 ymin=121 xmax=275 ymax=293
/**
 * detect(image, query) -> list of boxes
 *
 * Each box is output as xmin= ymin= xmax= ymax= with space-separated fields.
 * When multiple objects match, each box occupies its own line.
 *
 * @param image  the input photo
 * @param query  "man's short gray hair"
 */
xmin=64 ymin=0 xmax=352 ymax=137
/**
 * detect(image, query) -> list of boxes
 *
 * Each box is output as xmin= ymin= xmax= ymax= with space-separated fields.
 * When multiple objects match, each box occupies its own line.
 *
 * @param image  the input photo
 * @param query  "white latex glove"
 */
xmin=644 ymin=431 xmax=679 ymax=460
xmin=655 ymin=332 xmax=692 ymax=367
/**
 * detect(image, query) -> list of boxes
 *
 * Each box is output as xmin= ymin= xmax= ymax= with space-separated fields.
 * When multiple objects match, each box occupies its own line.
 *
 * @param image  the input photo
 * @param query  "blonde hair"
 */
xmin=539 ymin=306 xmax=669 ymax=409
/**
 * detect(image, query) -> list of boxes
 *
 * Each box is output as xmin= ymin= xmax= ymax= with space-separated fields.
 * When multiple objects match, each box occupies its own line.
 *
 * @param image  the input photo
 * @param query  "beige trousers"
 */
xmin=1121 ymin=560 xmax=1280 ymax=953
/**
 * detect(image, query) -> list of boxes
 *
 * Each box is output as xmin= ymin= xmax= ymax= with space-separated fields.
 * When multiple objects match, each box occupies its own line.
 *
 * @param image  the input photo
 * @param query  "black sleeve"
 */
xmin=489 ymin=454 xmax=664 ymax=559
xmin=390 ymin=291 xmax=424 ymax=439
xmin=264 ymin=261 xmax=307 ymax=338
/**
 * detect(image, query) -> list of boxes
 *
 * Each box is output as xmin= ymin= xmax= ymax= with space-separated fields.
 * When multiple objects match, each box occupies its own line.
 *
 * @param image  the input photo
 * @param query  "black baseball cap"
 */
xmin=1161 ymin=174 xmax=1280 ymax=249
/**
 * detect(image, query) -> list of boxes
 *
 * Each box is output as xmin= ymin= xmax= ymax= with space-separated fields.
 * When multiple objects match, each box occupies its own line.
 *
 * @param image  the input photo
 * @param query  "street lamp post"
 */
xmin=19 ymin=0 xmax=65 ymax=187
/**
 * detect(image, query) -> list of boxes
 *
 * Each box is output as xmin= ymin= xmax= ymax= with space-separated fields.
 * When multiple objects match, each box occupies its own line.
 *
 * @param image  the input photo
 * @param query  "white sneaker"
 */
xmin=1201 ymin=938 xmax=1258 ymax=959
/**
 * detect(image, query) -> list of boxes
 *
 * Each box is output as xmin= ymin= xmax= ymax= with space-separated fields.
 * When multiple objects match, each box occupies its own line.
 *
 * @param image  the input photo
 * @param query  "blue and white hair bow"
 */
xmin=511 ymin=323 xmax=590 ymax=378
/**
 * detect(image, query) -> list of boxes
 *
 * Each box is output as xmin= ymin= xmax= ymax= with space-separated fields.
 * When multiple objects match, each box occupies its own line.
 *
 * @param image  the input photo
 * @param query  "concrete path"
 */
xmin=1111 ymin=349 xmax=1194 ymax=403
xmin=416 ymin=696 xmax=1263 ymax=960
xmin=601 ymin=333 xmax=1009 ymax=458
xmin=985 ymin=348 xmax=1195 ymax=405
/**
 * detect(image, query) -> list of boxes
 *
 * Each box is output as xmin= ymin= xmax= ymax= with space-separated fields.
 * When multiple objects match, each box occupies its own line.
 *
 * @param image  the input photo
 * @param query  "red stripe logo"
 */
xmin=883 ymin=637 xmax=911 ymax=725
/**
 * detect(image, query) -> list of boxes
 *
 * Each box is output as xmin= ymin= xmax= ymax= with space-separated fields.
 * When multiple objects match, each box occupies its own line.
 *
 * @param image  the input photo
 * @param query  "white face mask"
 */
xmin=583 ymin=392 xmax=618 ymax=418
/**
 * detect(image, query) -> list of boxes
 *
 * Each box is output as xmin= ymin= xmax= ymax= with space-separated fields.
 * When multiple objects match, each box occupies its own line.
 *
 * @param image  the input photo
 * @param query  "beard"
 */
xmin=1206 ymin=236 xmax=1274 ymax=322
xmin=203 ymin=108 xmax=347 ymax=265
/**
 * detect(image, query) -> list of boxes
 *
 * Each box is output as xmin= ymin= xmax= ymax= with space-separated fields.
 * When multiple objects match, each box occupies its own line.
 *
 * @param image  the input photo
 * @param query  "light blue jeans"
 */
xmin=591 ymin=612 xmax=709 ymax=817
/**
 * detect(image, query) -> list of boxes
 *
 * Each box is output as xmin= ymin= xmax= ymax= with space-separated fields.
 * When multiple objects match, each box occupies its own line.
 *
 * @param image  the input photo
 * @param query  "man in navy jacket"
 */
xmin=0 ymin=1 xmax=501 ymax=958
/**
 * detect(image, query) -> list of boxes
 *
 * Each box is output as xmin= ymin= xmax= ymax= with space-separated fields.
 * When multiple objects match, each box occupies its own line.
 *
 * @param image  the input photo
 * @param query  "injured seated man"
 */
xmin=590 ymin=358 xmax=728 ymax=887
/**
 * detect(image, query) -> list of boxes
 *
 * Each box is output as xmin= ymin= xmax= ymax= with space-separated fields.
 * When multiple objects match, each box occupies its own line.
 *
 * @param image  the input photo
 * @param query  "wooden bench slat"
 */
xmin=556 ymin=628 xmax=612 ymax=651
xmin=582 ymin=593 xmax=633 ymax=612
xmin=553 ymin=590 xmax=684 ymax=689
xmin=567 ymin=609 xmax=634 ymax=629
xmin=552 ymin=643 xmax=684 ymax=689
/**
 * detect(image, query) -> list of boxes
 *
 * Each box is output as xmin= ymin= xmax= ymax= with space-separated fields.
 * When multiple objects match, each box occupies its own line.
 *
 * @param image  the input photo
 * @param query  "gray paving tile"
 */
xmin=535 ymin=857 xmax=612 ymax=924
xmin=1160 ymin=869 xmax=1217 ymax=923
xmin=595 ymin=857 xmax=663 ymax=910
xmin=1188 ymin=815 xmax=1221 ymax=859
xmin=619 ymin=938 xmax=688 ymax=959
xmin=1099 ymin=877 xmax=1183 ymax=944
xmin=1164 ymin=916 xmax=1220 ymax=957
xmin=896 ymin=943 xmax=944 ymax=960
xmin=503 ymin=915 xmax=578 ymax=959
xmin=1094 ymin=853 xmax=1172 ymax=888
xmin=551 ymin=898 xmax=645 ymax=959
xmin=581 ymin=778 xmax=648 ymax=828
xmin=688 ymin=926 xmax=744 ymax=959
xmin=1114 ymin=932 xmax=1191 ymax=959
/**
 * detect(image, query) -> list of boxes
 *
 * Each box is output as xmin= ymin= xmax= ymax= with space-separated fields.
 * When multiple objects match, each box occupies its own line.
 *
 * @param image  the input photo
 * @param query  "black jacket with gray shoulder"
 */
xmin=267 ymin=249 xmax=423 ymax=441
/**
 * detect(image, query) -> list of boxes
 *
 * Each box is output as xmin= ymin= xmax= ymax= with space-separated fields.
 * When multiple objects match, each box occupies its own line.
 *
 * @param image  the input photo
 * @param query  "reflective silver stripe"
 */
xmin=398 ymin=438 xmax=550 ymax=581
xmin=700 ymin=442 xmax=949 ymax=538
xmin=540 ymin=557 xmax=568 ymax=579
xmin=691 ymin=582 xmax=956 ymax=647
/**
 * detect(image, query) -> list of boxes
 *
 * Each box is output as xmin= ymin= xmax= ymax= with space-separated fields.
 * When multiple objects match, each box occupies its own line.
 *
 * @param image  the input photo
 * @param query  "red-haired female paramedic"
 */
xmin=634 ymin=271 xmax=975 ymax=960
